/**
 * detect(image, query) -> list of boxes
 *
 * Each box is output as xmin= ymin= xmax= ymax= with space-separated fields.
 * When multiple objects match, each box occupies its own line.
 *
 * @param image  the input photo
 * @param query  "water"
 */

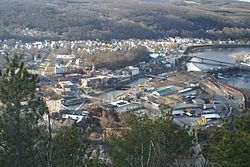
xmin=144 ymin=0 xmax=250 ymax=2
xmin=187 ymin=47 xmax=250 ymax=89
xmin=99 ymin=77 xmax=148 ymax=102
xmin=143 ymin=0 xmax=170 ymax=2
xmin=187 ymin=48 xmax=250 ymax=71
xmin=219 ymin=73 xmax=250 ymax=89
xmin=238 ymin=0 xmax=250 ymax=2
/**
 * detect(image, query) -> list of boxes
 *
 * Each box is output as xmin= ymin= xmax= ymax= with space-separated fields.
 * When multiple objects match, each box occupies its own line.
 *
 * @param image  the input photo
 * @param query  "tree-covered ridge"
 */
xmin=0 ymin=0 xmax=249 ymax=41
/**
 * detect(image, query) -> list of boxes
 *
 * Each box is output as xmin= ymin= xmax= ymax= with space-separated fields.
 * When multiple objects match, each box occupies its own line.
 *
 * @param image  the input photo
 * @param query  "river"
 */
xmin=187 ymin=48 xmax=250 ymax=71
xmin=144 ymin=0 xmax=250 ymax=2
xmin=99 ymin=77 xmax=149 ymax=102
xmin=219 ymin=72 xmax=250 ymax=89
xmin=186 ymin=47 xmax=250 ymax=89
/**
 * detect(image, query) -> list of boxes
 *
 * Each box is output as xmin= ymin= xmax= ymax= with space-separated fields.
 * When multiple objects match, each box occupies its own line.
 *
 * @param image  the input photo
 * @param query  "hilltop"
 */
xmin=0 ymin=0 xmax=249 ymax=41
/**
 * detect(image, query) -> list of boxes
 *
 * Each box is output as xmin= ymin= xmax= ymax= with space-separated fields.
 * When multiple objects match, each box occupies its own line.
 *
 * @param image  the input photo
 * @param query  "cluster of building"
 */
xmin=1 ymin=37 xmax=246 ymax=59
xmin=0 ymin=37 xmax=247 ymax=74
xmin=0 ymin=37 xmax=246 ymax=159
xmin=9 ymin=27 xmax=60 ymax=39
xmin=100 ymin=72 xmax=228 ymax=131
xmin=1 ymin=36 xmax=249 ymax=166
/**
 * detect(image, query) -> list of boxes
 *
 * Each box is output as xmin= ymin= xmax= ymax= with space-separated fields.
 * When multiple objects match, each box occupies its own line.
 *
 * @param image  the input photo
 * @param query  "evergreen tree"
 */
xmin=51 ymin=126 xmax=88 ymax=167
xmin=0 ymin=55 xmax=47 ymax=167
xmin=203 ymin=114 xmax=250 ymax=167
xmin=108 ymin=112 xmax=194 ymax=167
xmin=52 ymin=126 xmax=108 ymax=167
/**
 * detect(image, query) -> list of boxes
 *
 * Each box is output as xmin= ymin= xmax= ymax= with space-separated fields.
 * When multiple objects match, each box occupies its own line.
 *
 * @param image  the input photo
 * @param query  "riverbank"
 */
xmin=183 ymin=44 xmax=250 ymax=55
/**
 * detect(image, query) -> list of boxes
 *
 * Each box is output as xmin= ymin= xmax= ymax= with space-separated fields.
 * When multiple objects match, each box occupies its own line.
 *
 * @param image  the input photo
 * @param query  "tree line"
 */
xmin=0 ymin=0 xmax=250 ymax=41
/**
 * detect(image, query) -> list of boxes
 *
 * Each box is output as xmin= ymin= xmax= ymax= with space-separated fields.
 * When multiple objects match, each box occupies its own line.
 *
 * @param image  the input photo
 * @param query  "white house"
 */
xmin=127 ymin=66 xmax=139 ymax=76
xmin=55 ymin=64 xmax=66 ymax=74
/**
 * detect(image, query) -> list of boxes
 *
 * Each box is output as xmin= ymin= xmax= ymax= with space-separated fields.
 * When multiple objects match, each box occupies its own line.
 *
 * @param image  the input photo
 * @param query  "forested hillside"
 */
xmin=0 ymin=0 xmax=249 ymax=41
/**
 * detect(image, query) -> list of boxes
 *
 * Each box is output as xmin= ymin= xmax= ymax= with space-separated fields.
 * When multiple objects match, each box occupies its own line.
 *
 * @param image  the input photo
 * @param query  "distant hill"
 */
xmin=0 ymin=0 xmax=249 ymax=41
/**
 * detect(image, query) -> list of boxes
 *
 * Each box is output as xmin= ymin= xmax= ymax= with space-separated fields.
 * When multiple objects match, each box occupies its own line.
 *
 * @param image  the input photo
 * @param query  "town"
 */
xmin=1 ymin=37 xmax=250 ymax=165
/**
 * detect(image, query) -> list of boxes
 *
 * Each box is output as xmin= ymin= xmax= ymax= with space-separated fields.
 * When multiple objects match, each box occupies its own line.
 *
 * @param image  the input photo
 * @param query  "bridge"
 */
xmin=182 ymin=44 xmax=250 ymax=70
xmin=188 ymin=56 xmax=235 ymax=66
xmin=188 ymin=56 xmax=250 ymax=71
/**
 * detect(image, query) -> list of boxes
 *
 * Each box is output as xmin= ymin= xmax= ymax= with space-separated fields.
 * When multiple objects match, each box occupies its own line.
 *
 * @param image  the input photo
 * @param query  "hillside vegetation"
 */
xmin=0 ymin=0 xmax=249 ymax=40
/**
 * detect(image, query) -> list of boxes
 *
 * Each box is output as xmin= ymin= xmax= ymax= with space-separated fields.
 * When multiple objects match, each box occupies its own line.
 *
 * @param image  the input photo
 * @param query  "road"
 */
xmin=201 ymin=77 xmax=243 ymax=115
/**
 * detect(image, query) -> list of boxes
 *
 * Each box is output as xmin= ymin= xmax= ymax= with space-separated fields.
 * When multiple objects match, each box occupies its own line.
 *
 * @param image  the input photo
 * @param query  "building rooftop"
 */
xmin=153 ymin=86 xmax=177 ymax=96
xmin=111 ymin=100 xmax=131 ymax=108
xmin=202 ymin=114 xmax=220 ymax=119
xmin=61 ymin=97 xmax=86 ymax=107
xmin=56 ymin=54 xmax=76 ymax=60
xmin=59 ymin=81 xmax=74 ymax=86
xmin=62 ymin=114 xmax=88 ymax=123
